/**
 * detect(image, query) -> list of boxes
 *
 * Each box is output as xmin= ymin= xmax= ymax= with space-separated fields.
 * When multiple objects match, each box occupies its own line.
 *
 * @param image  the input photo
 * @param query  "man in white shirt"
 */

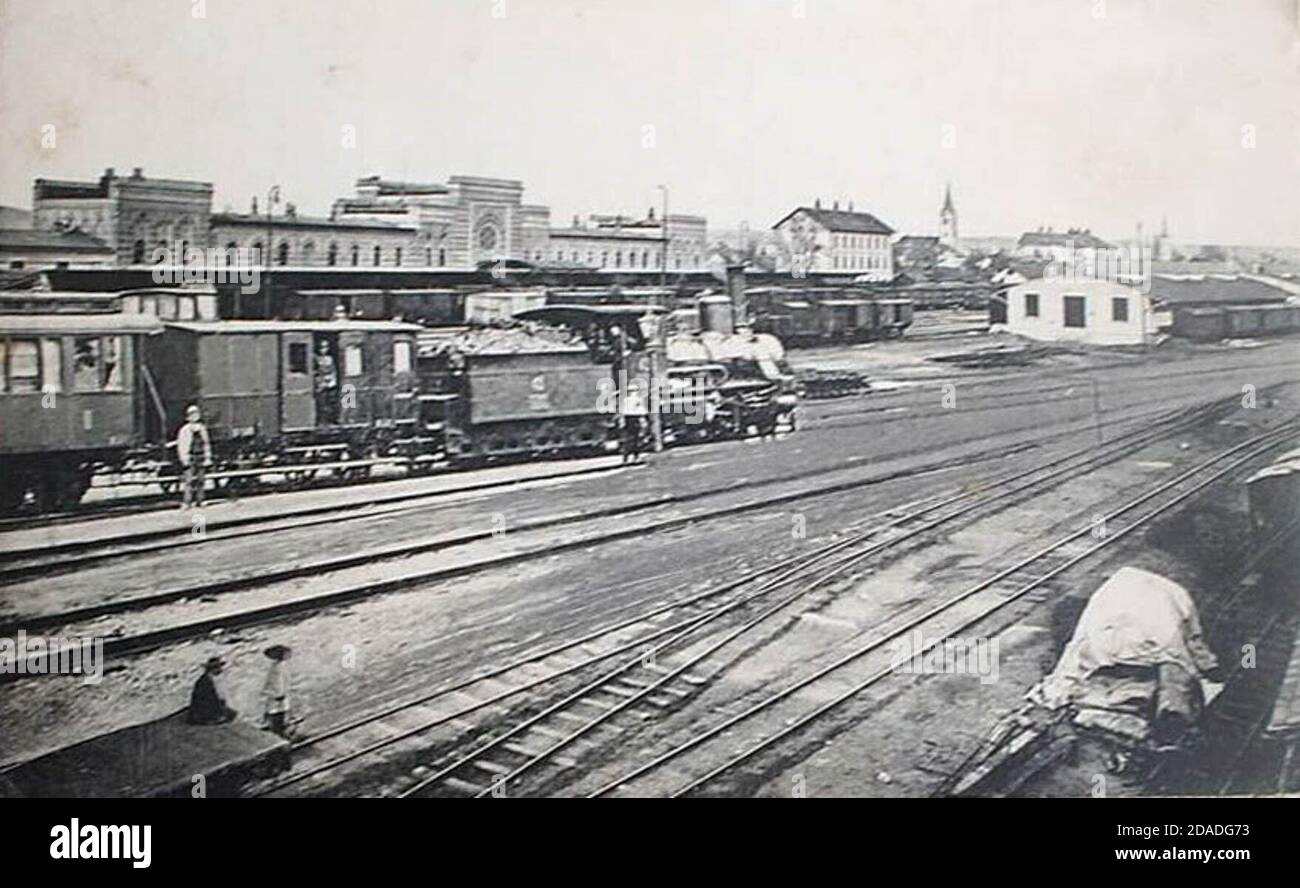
xmin=176 ymin=404 xmax=213 ymax=509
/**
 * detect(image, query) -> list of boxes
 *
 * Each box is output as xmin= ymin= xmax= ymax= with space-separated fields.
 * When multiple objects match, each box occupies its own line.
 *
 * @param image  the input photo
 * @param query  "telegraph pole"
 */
xmin=648 ymin=184 xmax=669 ymax=452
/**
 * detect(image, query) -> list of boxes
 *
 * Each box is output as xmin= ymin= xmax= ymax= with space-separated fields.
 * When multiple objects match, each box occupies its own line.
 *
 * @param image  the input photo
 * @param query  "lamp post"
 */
xmin=265 ymin=185 xmax=281 ymax=317
xmin=648 ymin=184 xmax=669 ymax=453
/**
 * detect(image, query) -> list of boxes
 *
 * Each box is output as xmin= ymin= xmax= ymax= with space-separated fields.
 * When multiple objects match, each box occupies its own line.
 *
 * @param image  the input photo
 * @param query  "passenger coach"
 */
xmin=0 ymin=310 xmax=161 ymax=510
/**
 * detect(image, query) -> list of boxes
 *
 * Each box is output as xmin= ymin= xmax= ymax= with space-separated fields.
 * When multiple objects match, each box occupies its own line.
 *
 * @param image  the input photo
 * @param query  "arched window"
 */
xmin=327 ymin=243 xmax=338 ymax=266
xmin=351 ymin=245 xmax=360 ymax=266
xmin=302 ymin=241 xmax=316 ymax=264
xmin=426 ymin=247 xmax=433 ymax=266
xmin=394 ymin=247 xmax=402 ymax=266
xmin=439 ymin=247 xmax=447 ymax=266
xmin=615 ymin=251 xmax=622 ymax=267
xmin=276 ymin=242 xmax=289 ymax=266
xmin=372 ymin=245 xmax=381 ymax=266
xmin=601 ymin=252 xmax=607 ymax=267
xmin=251 ymin=241 xmax=264 ymax=263
xmin=132 ymin=240 xmax=146 ymax=264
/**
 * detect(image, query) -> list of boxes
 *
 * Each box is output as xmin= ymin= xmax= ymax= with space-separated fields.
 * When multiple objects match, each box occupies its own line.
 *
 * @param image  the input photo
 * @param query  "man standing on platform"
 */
xmin=176 ymin=404 xmax=212 ymax=510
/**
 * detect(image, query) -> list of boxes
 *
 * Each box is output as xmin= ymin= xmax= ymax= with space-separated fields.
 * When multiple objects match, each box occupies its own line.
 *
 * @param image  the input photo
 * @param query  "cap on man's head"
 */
xmin=204 ymin=655 xmax=224 ymax=671
xmin=185 ymin=404 xmax=201 ymax=420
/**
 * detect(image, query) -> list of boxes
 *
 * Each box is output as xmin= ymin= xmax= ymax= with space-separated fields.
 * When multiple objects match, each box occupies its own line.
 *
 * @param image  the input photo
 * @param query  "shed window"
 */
xmin=1024 ymin=293 xmax=1040 ymax=318
xmin=7 ymin=339 xmax=40 ymax=393
xmin=393 ymin=341 xmax=412 ymax=375
xmin=344 ymin=344 xmax=364 ymax=377
xmin=1112 ymin=297 xmax=1129 ymax=322
xmin=288 ymin=342 xmax=309 ymax=375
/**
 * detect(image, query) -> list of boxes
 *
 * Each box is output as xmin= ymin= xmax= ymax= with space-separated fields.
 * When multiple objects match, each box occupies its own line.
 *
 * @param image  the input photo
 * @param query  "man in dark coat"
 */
xmin=187 ymin=656 xmax=237 ymax=725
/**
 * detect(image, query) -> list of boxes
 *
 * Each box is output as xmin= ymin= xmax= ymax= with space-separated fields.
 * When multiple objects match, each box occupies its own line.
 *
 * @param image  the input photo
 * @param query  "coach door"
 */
xmin=281 ymin=331 xmax=316 ymax=431
xmin=337 ymin=329 xmax=369 ymax=426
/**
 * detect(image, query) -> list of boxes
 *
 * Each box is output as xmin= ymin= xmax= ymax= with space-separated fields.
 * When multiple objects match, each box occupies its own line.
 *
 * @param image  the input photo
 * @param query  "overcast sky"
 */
xmin=1 ymin=0 xmax=1296 ymax=246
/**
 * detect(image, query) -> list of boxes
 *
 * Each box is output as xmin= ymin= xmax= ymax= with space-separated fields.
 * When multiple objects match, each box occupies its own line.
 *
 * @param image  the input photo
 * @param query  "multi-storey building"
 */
xmin=32 ymin=167 xmax=213 ymax=265
xmin=772 ymin=200 xmax=895 ymax=278
xmin=545 ymin=208 xmax=708 ymax=271
xmin=331 ymin=175 xmax=551 ymax=268
xmin=27 ymin=168 xmax=709 ymax=271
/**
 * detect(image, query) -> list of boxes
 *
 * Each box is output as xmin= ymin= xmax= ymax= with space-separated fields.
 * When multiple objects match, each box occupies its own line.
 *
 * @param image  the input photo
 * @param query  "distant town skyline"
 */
xmin=2 ymin=0 xmax=1297 ymax=247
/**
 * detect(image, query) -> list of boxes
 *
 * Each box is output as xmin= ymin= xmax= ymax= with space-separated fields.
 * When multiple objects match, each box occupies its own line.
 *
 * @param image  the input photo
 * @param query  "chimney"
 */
xmin=103 ymin=167 xmax=115 ymax=181
xmin=848 ymin=200 xmax=854 ymax=212
xmin=132 ymin=167 xmax=143 ymax=178
xmin=833 ymin=200 xmax=839 ymax=211
xmin=572 ymin=214 xmax=580 ymax=228
xmin=647 ymin=206 xmax=655 ymax=221
xmin=251 ymin=196 xmax=258 ymax=215
xmin=814 ymin=198 xmax=821 ymax=210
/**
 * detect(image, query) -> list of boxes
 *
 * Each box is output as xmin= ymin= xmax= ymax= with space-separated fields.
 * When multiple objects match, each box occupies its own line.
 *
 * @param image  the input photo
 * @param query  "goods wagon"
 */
xmin=0 ymin=311 xmax=161 ymax=511
xmin=1224 ymin=306 xmax=1265 ymax=338
xmin=872 ymin=298 xmax=915 ymax=337
xmin=146 ymin=319 xmax=425 ymax=484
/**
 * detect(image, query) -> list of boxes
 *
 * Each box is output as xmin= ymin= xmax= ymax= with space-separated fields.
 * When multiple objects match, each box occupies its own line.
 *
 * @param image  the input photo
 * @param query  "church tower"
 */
xmin=939 ymin=182 xmax=958 ymax=246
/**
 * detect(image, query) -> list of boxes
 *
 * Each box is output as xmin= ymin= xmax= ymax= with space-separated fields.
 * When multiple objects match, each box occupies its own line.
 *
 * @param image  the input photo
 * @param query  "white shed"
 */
xmin=994 ymin=278 xmax=1166 ymax=346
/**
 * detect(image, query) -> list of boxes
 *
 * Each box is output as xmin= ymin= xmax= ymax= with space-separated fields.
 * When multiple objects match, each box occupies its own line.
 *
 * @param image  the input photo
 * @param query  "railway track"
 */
xmin=572 ymin=419 xmax=1299 ymax=798
xmin=243 ymin=398 xmax=1276 ymax=797
xmin=0 ymin=398 xmax=1208 ymax=660
xmin=0 ymin=458 xmax=631 ymax=583
xmin=0 ymin=385 xmax=1250 ymax=591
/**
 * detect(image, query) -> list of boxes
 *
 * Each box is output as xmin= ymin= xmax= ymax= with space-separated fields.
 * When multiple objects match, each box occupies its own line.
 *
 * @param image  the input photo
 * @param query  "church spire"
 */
xmin=940 ymin=182 xmax=958 ymax=245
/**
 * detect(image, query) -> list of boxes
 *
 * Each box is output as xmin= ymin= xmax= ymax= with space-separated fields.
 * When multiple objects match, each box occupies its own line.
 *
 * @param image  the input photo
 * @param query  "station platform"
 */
xmin=0 ymin=710 xmax=289 ymax=798
xmin=0 ymin=454 xmax=624 ymax=557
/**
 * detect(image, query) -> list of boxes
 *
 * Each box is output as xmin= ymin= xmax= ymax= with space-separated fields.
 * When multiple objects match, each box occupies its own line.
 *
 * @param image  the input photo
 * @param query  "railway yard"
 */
xmin=3 ymin=325 xmax=1298 ymax=798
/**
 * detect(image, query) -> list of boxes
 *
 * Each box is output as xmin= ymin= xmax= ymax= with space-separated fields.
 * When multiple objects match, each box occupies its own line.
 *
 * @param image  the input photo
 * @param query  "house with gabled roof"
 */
xmin=772 ymin=199 xmax=895 ymax=279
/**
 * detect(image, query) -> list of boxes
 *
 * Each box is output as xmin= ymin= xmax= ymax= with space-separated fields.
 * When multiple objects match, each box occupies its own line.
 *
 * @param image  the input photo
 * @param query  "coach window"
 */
xmin=1024 ymin=293 xmax=1040 ymax=318
xmin=372 ymin=246 xmax=381 ymax=267
xmin=6 ymin=339 xmax=39 ymax=393
xmin=1112 ymin=297 xmax=1129 ymax=323
xmin=328 ymin=243 xmax=339 ymax=266
xmin=288 ymin=342 xmax=309 ymax=375
xmin=344 ymin=344 xmax=364 ymax=377
xmin=393 ymin=340 xmax=412 ymax=375
xmin=41 ymin=339 xmax=62 ymax=392
xmin=71 ymin=336 xmax=123 ymax=392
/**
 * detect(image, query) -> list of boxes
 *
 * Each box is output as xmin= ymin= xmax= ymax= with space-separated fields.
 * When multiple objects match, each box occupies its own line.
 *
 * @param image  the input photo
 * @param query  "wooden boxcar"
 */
xmin=146 ymin=319 xmax=424 ymax=464
xmin=872 ymin=298 xmax=915 ymax=337
xmin=0 ymin=311 xmax=162 ymax=510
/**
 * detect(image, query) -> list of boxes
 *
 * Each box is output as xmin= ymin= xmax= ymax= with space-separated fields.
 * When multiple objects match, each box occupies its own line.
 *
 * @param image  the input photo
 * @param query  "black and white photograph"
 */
xmin=0 ymin=0 xmax=1298 ymax=831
